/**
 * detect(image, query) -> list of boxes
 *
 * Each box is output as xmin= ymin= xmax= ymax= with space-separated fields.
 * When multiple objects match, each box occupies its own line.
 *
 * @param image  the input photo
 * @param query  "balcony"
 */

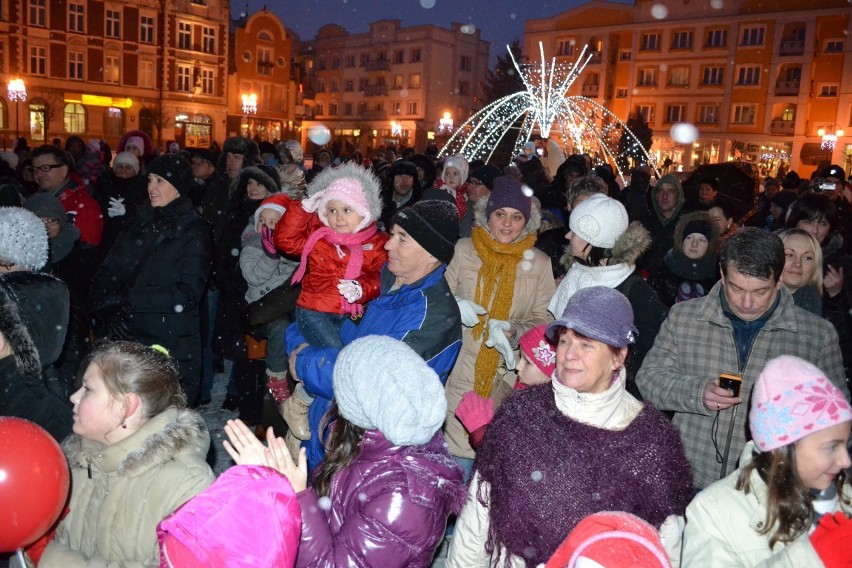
xmin=587 ymin=52 xmax=602 ymax=65
xmin=581 ymin=83 xmax=600 ymax=96
xmin=770 ymin=119 xmax=795 ymax=135
xmin=775 ymin=80 xmax=800 ymax=96
xmin=364 ymin=59 xmax=390 ymax=71
xmin=779 ymin=39 xmax=804 ymax=56
xmin=363 ymin=85 xmax=388 ymax=97
xmin=360 ymin=110 xmax=387 ymax=120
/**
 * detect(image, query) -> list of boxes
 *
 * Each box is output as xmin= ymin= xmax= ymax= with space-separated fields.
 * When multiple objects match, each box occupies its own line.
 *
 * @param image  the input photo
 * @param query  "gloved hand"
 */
xmin=454 ymin=390 xmax=495 ymax=434
xmin=107 ymin=197 xmax=126 ymax=218
xmin=261 ymin=225 xmax=279 ymax=258
xmin=810 ymin=512 xmax=852 ymax=568
xmin=337 ymin=279 xmax=363 ymax=303
xmin=455 ymin=296 xmax=487 ymax=327
xmin=485 ymin=319 xmax=516 ymax=370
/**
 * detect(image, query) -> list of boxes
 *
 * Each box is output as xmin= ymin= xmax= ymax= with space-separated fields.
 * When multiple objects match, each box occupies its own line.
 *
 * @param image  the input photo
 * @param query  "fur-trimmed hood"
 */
xmin=63 ymin=407 xmax=210 ymax=477
xmin=304 ymin=161 xmax=383 ymax=223
xmin=472 ymin=193 xmax=541 ymax=242
xmin=672 ymin=211 xmax=720 ymax=256
xmin=560 ymin=221 xmax=651 ymax=271
xmin=229 ymin=165 xmax=281 ymax=199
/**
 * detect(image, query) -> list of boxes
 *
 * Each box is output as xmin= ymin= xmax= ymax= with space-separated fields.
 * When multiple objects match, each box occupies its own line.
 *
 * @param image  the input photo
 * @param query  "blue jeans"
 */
xmin=295 ymin=307 xmax=346 ymax=349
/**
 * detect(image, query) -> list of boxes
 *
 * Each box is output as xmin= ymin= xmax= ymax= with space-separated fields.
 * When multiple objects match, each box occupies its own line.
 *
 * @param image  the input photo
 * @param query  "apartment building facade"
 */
xmin=299 ymin=19 xmax=490 ymax=153
xmin=526 ymin=0 xmax=851 ymax=177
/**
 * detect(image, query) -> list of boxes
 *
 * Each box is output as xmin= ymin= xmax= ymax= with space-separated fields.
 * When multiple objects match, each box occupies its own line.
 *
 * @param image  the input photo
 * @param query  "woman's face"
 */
xmin=781 ymin=234 xmax=817 ymax=292
xmin=69 ymin=363 xmax=125 ymax=445
xmin=148 ymin=174 xmax=180 ymax=208
xmin=515 ymin=352 xmax=551 ymax=386
xmin=488 ymin=207 xmax=526 ymax=244
xmin=114 ymin=163 xmax=137 ymax=180
xmin=797 ymin=216 xmax=831 ymax=244
xmin=246 ymin=178 xmax=271 ymax=200
xmin=707 ymin=206 xmax=730 ymax=235
xmin=795 ymin=420 xmax=851 ymax=491
xmin=566 ymin=230 xmax=590 ymax=259
xmin=444 ymin=167 xmax=462 ymax=189
xmin=683 ymin=233 xmax=709 ymax=260
xmin=554 ymin=329 xmax=626 ymax=394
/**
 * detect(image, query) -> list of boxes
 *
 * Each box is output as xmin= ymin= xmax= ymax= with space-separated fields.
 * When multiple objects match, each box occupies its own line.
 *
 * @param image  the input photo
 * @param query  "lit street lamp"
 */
xmin=438 ymin=111 xmax=453 ymax=133
xmin=7 ymin=78 xmax=27 ymax=141
xmin=818 ymin=126 xmax=845 ymax=151
xmin=241 ymin=93 xmax=257 ymax=115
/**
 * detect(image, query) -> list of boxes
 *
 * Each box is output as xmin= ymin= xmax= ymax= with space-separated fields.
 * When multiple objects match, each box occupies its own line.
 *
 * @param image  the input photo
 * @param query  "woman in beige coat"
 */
xmin=445 ymin=176 xmax=555 ymax=470
xmin=40 ymin=342 xmax=214 ymax=567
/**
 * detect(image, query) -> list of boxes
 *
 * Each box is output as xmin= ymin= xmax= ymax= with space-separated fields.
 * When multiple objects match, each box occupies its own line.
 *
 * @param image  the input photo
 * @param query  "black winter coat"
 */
xmin=94 ymin=169 xmax=150 ymax=255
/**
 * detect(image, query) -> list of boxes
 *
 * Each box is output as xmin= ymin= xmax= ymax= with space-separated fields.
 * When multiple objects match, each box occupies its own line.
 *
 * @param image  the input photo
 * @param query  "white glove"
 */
xmin=107 ymin=197 xmax=126 ymax=218
xmin=485 ymin=319 xmax=516 ymax=370
xmin=337 ymin=279 xmax=363 ymax=303
xmin=455 ymin=296 xmax=487 ymax=327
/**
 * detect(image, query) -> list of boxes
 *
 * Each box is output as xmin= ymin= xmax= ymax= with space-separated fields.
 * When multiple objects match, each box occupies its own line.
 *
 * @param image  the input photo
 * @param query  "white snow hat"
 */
xmin=0 ymin=207 xmax=49 ymax=270
xmin=569 ymin=194 xmax=629 ymax=249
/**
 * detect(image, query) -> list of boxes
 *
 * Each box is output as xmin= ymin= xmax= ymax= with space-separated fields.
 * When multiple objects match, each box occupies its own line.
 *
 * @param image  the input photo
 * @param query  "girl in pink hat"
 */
xmin=682 ymin=355 xmax=852 ymax=567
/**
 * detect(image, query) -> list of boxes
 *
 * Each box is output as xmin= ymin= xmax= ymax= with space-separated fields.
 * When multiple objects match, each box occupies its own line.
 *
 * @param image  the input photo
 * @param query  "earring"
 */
xmin=121 ymin=422 xmax=127 ymax=429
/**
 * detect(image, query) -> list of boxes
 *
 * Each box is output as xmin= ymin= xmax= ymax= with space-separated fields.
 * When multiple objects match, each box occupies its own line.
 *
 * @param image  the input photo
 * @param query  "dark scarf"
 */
xmin=474 ymin=385 xmax=692 ymax=567
xmin=49 ymin=224 xmax=81 ymax=263
xmin=663 ymin=248 xmax=718 ymax=281
xmin=720 ymin=286 xmax=780 ymax=371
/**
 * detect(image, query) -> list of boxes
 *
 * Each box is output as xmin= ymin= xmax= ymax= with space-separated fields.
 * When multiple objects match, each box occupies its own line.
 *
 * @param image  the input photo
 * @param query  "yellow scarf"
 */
xmin=470 ymin=226 xmax=538 ymax=397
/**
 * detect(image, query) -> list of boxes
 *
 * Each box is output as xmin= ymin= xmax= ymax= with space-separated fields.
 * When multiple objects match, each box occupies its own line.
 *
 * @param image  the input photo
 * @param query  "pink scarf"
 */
xmin=291 ymin=223 xmax=378 ymax=316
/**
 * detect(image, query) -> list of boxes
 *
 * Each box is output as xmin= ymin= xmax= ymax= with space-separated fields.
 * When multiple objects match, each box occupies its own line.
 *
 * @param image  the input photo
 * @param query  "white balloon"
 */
xmin=419 ymin=0 xmax=436 ymax=8
xmin=308 ymin=125 xmax=331 ymax=146
xmin=651 ymin=4 xmax=668 ymax=19
xmin=670 ymin=123 xmax=699 ymax=144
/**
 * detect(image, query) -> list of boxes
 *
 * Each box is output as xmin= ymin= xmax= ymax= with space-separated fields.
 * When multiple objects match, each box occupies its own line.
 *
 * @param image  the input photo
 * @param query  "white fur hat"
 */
xmin=442 ymin=154 xmax=469 ymax=185
xmin=332 ymin=335 xmax=447 ymax=446
xmin=0 ymin=207 xmax=48 ymax=270
xmin=569 ymin=194 xmax=629 ymax=249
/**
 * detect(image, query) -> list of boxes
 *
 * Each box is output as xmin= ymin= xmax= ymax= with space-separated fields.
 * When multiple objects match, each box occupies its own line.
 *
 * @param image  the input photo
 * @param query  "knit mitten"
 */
xmin=455 ymin=390 xmax=495 ymax=434
xmin=810 ymin=512 xmax=852 ymax=568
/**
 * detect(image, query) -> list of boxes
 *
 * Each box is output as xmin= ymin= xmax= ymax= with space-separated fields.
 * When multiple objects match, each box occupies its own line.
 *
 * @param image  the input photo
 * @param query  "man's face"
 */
xmin=467 ymin=177 xmax=491 ymax=203
xmin=384 ymin=225 xmax=437 ymax=286
xmin=393 ymin=174 xmax=414 ymax=196
xmin=191 ymin=157 xmax=216 ymax=180
xmin=225 ymin=152 xmax=244 ymax=179
xmin=32 ymin=154 xmax=69 ymax=191
xmin=655 ymin=183 xmax=678 ymax=216
xmin=721 ymin=265 xmax=781 ymax=321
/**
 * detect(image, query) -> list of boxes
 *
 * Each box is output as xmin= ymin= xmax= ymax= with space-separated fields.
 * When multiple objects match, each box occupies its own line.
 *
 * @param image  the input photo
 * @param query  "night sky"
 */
xmin=241 ymin=0 xmax=628 ymax=64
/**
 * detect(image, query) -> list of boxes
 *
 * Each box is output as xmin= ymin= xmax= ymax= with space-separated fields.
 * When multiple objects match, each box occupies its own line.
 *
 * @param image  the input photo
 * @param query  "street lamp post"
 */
xmin=7 ymin=78 xmax=27 ymax=142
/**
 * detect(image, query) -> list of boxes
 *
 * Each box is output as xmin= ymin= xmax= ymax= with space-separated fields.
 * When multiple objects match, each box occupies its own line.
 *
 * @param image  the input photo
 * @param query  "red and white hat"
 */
xmin=518 ymin=323 xmax=557 ymax=378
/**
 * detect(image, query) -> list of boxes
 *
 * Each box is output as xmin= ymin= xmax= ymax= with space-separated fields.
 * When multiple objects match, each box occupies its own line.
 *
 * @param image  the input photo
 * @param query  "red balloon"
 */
xmin=0 ymin=417 xmax=70 ymax=552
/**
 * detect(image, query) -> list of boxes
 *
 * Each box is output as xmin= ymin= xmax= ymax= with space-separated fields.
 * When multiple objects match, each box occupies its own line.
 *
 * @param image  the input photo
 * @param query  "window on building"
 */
xmin=30 ymin=0 xmax=46 ymax=27
xmin=615 ymin=87 xmax=628 ymax=98
xmin=732 ymin=103 xmax=756 ymax=124
xmin=257 ymin=47 xmax=272 ymax=75
xmin=375 ymin=76 xmax=386 ymax=86
xmin=104 ymin=55 xmax=120 ymax=83
xmin=458 ymin=81 xmax=470 ymax=95
xmin=359 ymin=53 xmax=368 ymax=66
xmin=343 ymin=102 xmax=353 ymax=115
xmin=824 ymin=40 xmax=844 ymax=53
xmin=317 ymin=58 xmax=326 ymax=70
xmin=408 ymin=101 xmax=418 ymax=114
xmin=702 ymin=66 xmax=724 ymax=85
xmin=819 ymin=84 xmax=839 ymax=97
xmin=140 ymin=15 xmax=155 ymax=43
xmin=392 ymin=101 xmax=401 ymax=115
xmin=357 ymin=78 xmax=367 ymax=91
xmin=69 ymin=51 xmax=84 ymax=80
xmin=177 ymin=64 xmax=191 ymax=91
xmin=29 ymin=46 xmax=46 ymax=75
xmin=394 ymin=50 xmax=404 ymax=64
xmin=200 ymin=68 xmax=214 ymax=95
xmin=202 ymin=27 xmax=215 ymax=54
xmin=392 ymin=75 xmax=403 ymax=89
xmin=332 ymin=57 xmax=340 ymax=69
xmin=317 ymin=79 xmax=326 ymax=93
xmin=460 ymin=55 xmax=472 ymax=72
xmin=409 ymin=73 xmax=421 ymax=88
xmin=736 ymin=65 xmax=761 ymax=85
xmin=316 ymin=103 xmax=324 ymax=116
xmin=64 ymin=102 xmax=86 ymax=133
xmin=664 ymin=104 xmax=686 ymax=123
xmin=706 ymin=29 xmax=727 ymax=48
xmin=410 ymin=48 xmax=421 ymax=63
xmin=178 ymin=22 xmax=192 ymax=50
xmin=330 ymin=79 xmax=339 ymax=92
xmin=140 ymin=60 xmax=155 ymax=88
xmin=329 ymin=103 xmax=338 ymax=116
xmin=375 ymin=101 xmax=384 ymax=112
xmin=697 ymin=104 xmax=719 ymax=124
xmin=358 ymin=101 xmax=368 ymax=114
xmin=69 ymin=3 xmax=84 ymax=33
xmin=635 ymin=105 xmax=655 ymax=123
xmin=671 ymin=31 xmax=693 ymax=50
xmin=104 ymin=107 xmax=124 ymax=137
xmin=557 ymin=39 xmax=574 ymax=56
xmin=345 ymin=80 xmax=354 ymax=92
xmin=667 ymin=66 xmax=690 ymax=86
xmin=781 ymin=106 xmax=796 ymax=121
xmin=637 ymin=68 xmax=657 ymax=87
xmin=345 ymin=55 xmax=355 ymax=68
xmin=641 ymin=33 xmax=660 ymax=51
xmin=618 ymin=50 xmax=632 ymax=61
xmin=106 ymin=9 xmax=121 ymax=38
xmin=740 ymin=26 xmax=765 ymax=46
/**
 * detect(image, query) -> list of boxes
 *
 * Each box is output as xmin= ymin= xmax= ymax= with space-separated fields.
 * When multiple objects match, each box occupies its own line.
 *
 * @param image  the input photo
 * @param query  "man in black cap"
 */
xmin=460 ymin=165 xmax=500 ymax=237
xmin=286 ymin=200 xmax=463 ymax=469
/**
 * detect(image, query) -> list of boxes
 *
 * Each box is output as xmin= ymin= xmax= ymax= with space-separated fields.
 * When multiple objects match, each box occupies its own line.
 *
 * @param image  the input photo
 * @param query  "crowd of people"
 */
xmin=1 ymin=132 xmax=851 ymax=567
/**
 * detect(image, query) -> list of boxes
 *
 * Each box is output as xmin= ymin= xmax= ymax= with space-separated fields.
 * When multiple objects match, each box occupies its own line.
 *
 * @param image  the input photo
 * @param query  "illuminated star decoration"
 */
xmin=439 ymin=42 xmax=659 ymax=182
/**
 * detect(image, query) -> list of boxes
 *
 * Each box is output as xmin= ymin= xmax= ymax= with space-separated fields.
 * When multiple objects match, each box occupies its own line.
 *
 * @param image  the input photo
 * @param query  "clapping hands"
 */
xmin=223 ymin=419 xmax=308 ymax=492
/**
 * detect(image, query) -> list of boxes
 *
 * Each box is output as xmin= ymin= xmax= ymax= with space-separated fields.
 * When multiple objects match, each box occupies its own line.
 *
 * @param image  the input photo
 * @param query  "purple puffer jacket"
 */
xmin=296 ymin=430 xmax=467 ymax=568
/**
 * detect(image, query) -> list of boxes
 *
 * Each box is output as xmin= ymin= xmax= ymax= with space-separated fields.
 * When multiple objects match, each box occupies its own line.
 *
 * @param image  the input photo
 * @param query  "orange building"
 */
xmin=526 ymin=0 xmax=851 ymax=177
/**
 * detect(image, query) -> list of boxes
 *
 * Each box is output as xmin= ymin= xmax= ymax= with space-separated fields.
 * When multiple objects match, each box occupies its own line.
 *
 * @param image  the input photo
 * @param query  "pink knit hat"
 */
xmin=301 ymin=177 xmax=373 ymax=232
xmin=518 ymin=323 xmax=557 ymax=378
xmin=750 ymin=355 xmax=852 ymax=452
xmin=545 ymin=511 xmax=671 ymax=568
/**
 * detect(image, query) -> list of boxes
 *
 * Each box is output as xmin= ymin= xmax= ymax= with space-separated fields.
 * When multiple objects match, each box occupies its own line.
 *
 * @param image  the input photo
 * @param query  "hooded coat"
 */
xmin=444 ymin=197 xmax=555 ymax=459
xmin=639 ymin=174 xmax=688 ymax=273
xmin=40 ymin=408 xmax=214 ymax=567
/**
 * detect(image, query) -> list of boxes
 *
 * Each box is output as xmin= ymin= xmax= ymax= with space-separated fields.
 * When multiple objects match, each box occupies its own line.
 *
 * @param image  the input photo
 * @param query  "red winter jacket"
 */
xmin=54 ymin=175 xmax=103 ymax=246
xmin=270 ymin=194 xmax=388 ymax=314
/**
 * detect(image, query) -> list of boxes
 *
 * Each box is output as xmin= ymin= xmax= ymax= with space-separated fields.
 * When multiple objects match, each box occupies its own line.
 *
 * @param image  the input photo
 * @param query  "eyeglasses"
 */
xmin=28 ymin=164 xmax=64 ymax=174
xmin=42 ymin=218 xmax=61 ymax=226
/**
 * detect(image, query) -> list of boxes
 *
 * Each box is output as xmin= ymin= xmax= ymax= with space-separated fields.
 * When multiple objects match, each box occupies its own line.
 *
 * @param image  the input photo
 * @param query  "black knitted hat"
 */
xmin=147 ymin=154 xmax=193 ymax=195
xmin=391 ymin=200 xmax=460 ymax=265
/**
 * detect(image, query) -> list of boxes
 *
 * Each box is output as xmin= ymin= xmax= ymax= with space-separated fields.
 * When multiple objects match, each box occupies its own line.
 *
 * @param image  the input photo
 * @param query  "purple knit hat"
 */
xmin=750 ymin=355 xmax=851 ymax=452
xmin=486 ymin=176 xmax=532 ymax=221
xmin=546 ymin=286 xmax=637 ymax=349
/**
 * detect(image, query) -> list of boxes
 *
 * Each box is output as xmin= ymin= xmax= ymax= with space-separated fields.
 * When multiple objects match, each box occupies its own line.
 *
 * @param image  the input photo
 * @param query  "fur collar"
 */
xmin=0 ymin=298 xmax=40 ymax=383
xmin=672 ymin=211 xmax=720 ymax=255
xmin=560 ymin=221 xmax=651 ymax=271
xmin=472 ymin=193 xmax=542 ymax=241
xmin=63 ymin=408 xmax=209 ymax=476
xmin=304 ymin=162 xmax=383 ymax=222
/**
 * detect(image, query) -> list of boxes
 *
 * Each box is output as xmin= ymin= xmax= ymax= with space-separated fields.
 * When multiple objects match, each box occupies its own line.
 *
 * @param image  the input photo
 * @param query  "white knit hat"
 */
xmin=569 ymin=194 xmax=629 ymax=249
xmin=442 ymin=154 xmax=469 ymax=185
xmin=0 ymin=207 xmax=48 ymax=270
xmin=332 ymin=335 xmax=447 ymax=446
